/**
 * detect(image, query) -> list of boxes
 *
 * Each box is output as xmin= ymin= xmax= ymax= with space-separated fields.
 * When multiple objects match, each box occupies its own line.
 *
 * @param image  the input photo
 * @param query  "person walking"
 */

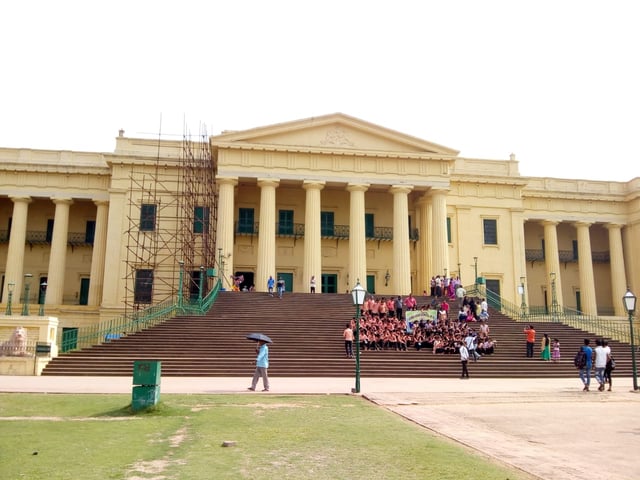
xmin=524 ymin=325 xmax=536 ymax=358
xmin=540 ymin=333 xmax=551 ymax=361
xmin=343 ymin=322 xmax=354 ymax=358
xmin=267 ymin=275 xmax=275 ymax=296
xmin=594 ymin=339 xmax=608 ymax=391
xmin=248 ymin=340 xmax=270 ymax=392
xmin=276 ymin=276 xmax=285 ymax=299
xmin=578 ymin=338 xmax=593 ymax=391
xmin=603 ymin=340 xmax=614 ymax=391
xmin=552 ymin=338 xmax=561 ymax=362
xmin=459 ymin=342 xmax=470 ymax=379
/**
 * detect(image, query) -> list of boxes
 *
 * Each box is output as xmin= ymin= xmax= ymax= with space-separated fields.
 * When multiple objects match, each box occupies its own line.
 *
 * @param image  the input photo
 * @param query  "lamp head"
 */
xmin=623 ymin=288 xmax=637 ymax=314
xmin=351 ymin=280 xmax=366 ymax=306
xmin=8 ymin=281 xmax=15 ymax=292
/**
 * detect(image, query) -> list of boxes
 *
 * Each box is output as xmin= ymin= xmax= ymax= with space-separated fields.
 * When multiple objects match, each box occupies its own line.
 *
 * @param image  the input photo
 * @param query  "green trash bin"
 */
xmin=132 ymin=385 xmax=160 ymax=411
xmin=132 ymin=360 xmax=161 ymax=411
xmin=133 ymin=360 xmax=161 ymax=386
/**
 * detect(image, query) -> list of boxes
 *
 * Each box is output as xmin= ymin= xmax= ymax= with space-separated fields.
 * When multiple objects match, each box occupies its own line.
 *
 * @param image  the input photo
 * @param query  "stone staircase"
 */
xmin=41 ymin=292 xmax=636 ymax=378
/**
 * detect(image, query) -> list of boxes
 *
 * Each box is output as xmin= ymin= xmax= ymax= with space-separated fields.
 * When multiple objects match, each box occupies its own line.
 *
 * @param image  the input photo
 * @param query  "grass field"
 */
xmin=0 ymin=393 xmax=534 ymax=480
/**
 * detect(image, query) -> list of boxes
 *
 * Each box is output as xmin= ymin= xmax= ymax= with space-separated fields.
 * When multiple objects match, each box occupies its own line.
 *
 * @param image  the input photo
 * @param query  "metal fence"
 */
xmin=60 ymin=279 xmax=222 ymax=353
xmin=469 ymin=285 xmax=638 ymax=345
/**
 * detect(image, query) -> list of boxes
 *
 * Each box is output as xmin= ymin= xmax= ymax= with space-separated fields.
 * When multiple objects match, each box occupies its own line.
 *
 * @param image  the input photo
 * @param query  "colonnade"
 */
xmin=1 ymin=196 xmax=108 ymax=307
xmin=539 ymin=220 xmax=627 ymax=317
xmin=215 ymin=177 xmax=450 ymax=295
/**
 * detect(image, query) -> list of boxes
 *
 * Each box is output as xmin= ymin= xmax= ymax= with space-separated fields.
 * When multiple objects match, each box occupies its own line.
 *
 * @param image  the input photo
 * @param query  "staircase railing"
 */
xmin=466 ymin=285 xmax=637 ymax=345
xmin=60 ymin=279 xmax=222 ymax=352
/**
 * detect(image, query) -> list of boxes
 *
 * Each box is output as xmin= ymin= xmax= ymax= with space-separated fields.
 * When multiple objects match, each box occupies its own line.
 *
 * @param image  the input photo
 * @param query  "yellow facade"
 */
xmin=0 ymin=113 xmax=638 ymax=334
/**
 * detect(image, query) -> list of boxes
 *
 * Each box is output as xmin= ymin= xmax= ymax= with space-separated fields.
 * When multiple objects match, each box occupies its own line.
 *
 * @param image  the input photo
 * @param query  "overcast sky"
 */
xmin=2 ymin=1 xmax=638 ymax=182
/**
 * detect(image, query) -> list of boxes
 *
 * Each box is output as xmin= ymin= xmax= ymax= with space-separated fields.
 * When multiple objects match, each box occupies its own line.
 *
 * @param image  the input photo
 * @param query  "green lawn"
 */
xmin=0 ymin=393 xmax=533 ymax=480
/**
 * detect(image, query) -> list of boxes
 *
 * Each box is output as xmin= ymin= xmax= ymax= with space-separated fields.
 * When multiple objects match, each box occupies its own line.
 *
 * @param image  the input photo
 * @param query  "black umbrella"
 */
xmin=246 ymin=333 xmax=273 ymax=343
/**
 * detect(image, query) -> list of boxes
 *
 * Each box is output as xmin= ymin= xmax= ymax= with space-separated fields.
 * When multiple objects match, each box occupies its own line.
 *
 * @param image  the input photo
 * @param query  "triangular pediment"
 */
xmin=211 ymin=113 xmax=459 ymax=156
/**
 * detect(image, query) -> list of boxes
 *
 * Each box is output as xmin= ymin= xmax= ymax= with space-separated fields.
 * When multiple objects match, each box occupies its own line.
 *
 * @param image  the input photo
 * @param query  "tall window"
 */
xmin=321 ymin=211 xmax=334 ymax=236
xmin=482 ymin=219 xmax=498 ymax=245
xmin=572 ymin=240 xmax=578 ymax=260
xmin=446 ymin=217 xmax=452 ymax=243
xmin=85 ymin=220 xmax=96 ymax=244
xmin=238 ymin=208 xmax=254 ymax=234
xmin=278 ymin=210 xmax=294 ymax=235
xmin=134 ymin=269 xmax=153 ymax=304
xmin=194 ymin=206 xmax=210 ymax=234
xmin=46 ymin=219 xmax=54 ymax=243
xmin=140 ymin=204 xmax=157 ymax=232
xmin=365 ymin=213 xmax=374 ymax=238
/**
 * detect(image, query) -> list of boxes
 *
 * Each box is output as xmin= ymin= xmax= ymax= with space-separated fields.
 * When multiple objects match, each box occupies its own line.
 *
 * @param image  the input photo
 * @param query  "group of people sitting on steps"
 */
xmin=345 ymin=293 xmax=496 ymax=356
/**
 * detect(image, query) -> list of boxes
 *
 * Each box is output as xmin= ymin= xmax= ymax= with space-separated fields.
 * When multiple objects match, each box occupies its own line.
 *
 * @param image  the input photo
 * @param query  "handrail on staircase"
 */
xmin=466 ymin=284 xmax=637 ymax=345
xmin=60 ymin=279 xmax=222 ymax=353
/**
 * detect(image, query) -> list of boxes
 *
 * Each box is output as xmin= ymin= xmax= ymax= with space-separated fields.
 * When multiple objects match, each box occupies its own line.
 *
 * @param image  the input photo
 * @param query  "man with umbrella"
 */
xmin=247 ymin=333 xmax=271 ymax=392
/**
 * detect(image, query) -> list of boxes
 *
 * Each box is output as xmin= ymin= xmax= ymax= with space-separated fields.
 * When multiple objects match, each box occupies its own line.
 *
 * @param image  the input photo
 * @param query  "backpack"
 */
xmin=574 ymin=348 xmax=587 ymax=369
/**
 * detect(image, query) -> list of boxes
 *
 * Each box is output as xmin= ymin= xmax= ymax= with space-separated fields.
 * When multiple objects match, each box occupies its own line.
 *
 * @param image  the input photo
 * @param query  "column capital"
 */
xmin=51 ymin=197 xmax=74 ymax=205
xmin=346 ymin=183 xmax=369 ymax=193
xmin=303 ymin=180 xmax=326 ymax=191
xmin=257 ymin=178 xmax=280 ymax=188
xmin=9 ymin=195 xmax=32 ymax=204
xmin=389 ymin=185 xmax=413 ymax=195
xmin=217 ymin=176 xmax=238 ymax=187
xmin=605 ymin=222 xmax=625 ymax=230
xmin=541 ymin=219 xmax=560 ymax=227
xmin=574 ymin=221 xmax=593 ymax=228
xmin=92 ymin=199 xmax=109 ymax=207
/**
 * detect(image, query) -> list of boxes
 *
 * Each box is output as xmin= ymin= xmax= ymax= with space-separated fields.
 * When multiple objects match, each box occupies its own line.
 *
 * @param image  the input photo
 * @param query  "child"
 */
xmin=552 ymin=338 xmax=561 ymax=362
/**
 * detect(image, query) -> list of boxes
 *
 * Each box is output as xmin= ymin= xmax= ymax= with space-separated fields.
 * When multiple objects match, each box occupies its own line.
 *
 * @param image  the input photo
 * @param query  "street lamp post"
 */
xmin=550 ymin=272 xmax=558 ymax=322
xmin=38 ymin=281 xmax=48 ymax=316
xmin=5 ymin=282 xmax=15 ymax=315
xmin=21 ymin=274 xmax=32 ymax=316
xmin=198 ymin=266 xmax=205 ymax=307
xmin=623 ymin=288 xmax=638 ymax=391
xmin=519 ymin=276 xmax=527 ymax=317
xmin=473 ymin=257 xmax=478 ymax=289
xmin=351 ymin=280 xmax=366 ymax=394
xmin=178 ymin=261 xmax=185 ymax=310
xmin=457 ymin=262 xmax=461 ymax=283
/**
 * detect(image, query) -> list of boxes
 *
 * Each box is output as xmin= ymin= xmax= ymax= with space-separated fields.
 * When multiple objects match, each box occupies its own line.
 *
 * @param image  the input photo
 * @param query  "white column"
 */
xmin=88 ymin=200 xmax=109 ymax=306
xmin=511 ymin=209 xmax=527 ymax=303
xmin=303 ymin=181 xmax=325 ymax=293
xmin=347 ymin=183 xmax=369 ymax=288
xmin=542 ymin=220 xmax=564 ymax=308
xmin=102 ymin=189 xmax=128 ymax=308
xmin=390 ymin=185 xmax=413 ymax=294
xmin=256 ymin=179 xmax=279 ymax=292
xmin=607 ymin=223 xmax=627 ymax=316
xmin=3 ymin=196 xmax=31 ymax=302
xmin=45 ymin=198 xmax=73 ymax=305
xmin=431 ymin=188 xmax=449 ymax=279
xmin=575 ymin=221 xmax=597 ymax=315
xmin=216 ymin=177 xmax=238 ymax=286
xmin=415 ymin=195 xmax=429 ymax=292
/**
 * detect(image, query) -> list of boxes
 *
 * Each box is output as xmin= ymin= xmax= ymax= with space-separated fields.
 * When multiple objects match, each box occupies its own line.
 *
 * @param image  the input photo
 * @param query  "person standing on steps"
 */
xmin=248 ymin=340 xmax=270 ymax=392
xmin=267 ymin=275 xmax=275 ymax=296
xmin=459 ymin=341 xmax=470 ymax=379
xmin=540 ymin=333 xmax=551 ymax=361
xmin=310 ymin=275 xmax=317 ymax=294
xmin=343 ymin=322 xmax=354 ymax=358
xmin=277 ymin=276 xmax=285 ymax=299
xmin=524 ymin=325 xmax=536 ymax=358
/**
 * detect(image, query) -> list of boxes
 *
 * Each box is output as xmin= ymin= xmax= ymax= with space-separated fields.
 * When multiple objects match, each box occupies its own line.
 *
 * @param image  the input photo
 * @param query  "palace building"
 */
xmin=1 ymin=113 xmax=639 ymax=335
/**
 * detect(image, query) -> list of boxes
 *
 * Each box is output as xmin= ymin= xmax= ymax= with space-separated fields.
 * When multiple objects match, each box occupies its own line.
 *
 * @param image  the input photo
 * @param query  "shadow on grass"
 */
xmin=94 ymin=401 xmax=189 ymax=418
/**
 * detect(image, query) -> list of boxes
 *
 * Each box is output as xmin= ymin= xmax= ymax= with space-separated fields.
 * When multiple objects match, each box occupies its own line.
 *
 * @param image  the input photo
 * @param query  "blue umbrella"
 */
xmin=246 ymin=333 xmax=273 ymax=343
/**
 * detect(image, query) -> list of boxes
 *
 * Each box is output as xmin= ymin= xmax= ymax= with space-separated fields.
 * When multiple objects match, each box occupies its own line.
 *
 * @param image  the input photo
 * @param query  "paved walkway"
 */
xmin=2 ymin=375 xmax=639 ymax=480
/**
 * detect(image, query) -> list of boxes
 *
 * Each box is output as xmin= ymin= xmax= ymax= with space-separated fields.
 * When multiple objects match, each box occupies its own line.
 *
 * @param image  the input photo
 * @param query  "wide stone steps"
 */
xmin=41 ymin=291 xmax=635 ymax=378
